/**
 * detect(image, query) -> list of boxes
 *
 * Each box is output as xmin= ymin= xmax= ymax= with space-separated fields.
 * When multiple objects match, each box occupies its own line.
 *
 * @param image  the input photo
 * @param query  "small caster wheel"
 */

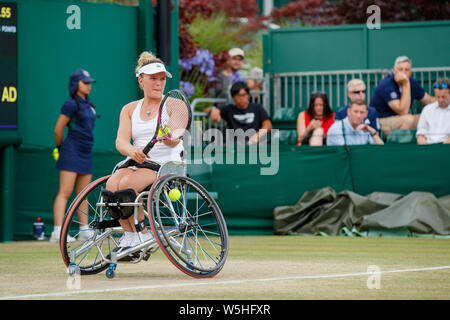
xmin=68 ymin=263 xmax=77 ymax=276
xmin=106 ymin=264 xmax=117 ymax=279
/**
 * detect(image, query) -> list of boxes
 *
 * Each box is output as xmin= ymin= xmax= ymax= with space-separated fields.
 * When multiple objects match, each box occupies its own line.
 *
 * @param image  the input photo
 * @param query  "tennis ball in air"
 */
xmin=52 ymin=147 xmax=59 ymax=161
xmin=168 ymin=188 xmax=181 ymax=201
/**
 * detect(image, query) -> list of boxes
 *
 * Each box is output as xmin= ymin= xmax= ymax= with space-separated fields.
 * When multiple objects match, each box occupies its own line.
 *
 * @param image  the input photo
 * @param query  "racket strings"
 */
xmin=160 ymin=92 xmax=191 ymax=139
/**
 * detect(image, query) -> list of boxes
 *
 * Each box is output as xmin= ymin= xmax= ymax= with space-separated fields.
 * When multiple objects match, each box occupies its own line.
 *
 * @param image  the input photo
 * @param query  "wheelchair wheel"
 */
xmin=60 ymin=175 xmax=121 ymax=275
xmin=148 ymin=175 xmax=229 ymax=278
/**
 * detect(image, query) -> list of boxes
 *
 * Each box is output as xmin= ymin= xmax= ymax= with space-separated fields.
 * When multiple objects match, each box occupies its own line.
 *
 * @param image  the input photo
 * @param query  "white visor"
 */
xmin=136 ymin=63 xmax=172 ymax=78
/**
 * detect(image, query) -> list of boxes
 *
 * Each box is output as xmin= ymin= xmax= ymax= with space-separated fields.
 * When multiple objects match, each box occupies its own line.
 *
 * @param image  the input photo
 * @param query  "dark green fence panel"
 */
xmin=13 ymin=146 xmax=123 ymax=239
xmin=207 ymin=146 xmax=353 ymax=235
xmin=349 ymin=144 xmax=450 ymax=197
xmin=264 ymin=21 xmax=450 ymax=73
xmin=16 ymin=0 xmax=138 ymax=150
xmin=205 ymin=144 xmax=450 ymax=235
xmin=11 ymin=144 xmax=450 ymax=238
xmin=367 ymin=21 xmax=450 ymax=69
xmin=266 ymin=25 xmax=366 ymax=73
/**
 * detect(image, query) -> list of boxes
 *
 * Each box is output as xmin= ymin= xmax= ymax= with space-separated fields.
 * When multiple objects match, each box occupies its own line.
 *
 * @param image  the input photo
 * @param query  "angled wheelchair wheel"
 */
xmin=60 ymin=175 xmax=122 ymax=275
xmin=148 ymin=175 xmax=229 ymax=278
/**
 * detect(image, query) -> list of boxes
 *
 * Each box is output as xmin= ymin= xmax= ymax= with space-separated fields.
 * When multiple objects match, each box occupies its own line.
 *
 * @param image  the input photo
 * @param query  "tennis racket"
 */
xmin=142 ymin=89 xmax=192 ymax=155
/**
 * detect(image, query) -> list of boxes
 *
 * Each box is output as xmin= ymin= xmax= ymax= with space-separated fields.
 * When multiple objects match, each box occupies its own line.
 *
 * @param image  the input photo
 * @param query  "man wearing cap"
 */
xmin=210 ymin=47 xmax=245 ymax=102
xmin=51 ymin=69 xmax=97 ymax=243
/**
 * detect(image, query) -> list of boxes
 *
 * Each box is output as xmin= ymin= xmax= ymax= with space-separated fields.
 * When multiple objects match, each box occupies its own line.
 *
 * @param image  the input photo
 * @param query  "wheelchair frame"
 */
xmin=60 ymin=161 xmax=229 ymax=279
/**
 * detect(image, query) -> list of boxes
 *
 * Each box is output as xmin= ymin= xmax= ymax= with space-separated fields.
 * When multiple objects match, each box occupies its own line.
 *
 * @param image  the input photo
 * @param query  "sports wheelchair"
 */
xmin=59 ymin=161 xmax=229 ymax=279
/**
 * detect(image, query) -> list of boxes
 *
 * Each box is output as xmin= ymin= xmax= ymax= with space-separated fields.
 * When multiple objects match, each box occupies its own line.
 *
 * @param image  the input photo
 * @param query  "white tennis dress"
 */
xmin=114 ymin=99 xmax=184 ymax=171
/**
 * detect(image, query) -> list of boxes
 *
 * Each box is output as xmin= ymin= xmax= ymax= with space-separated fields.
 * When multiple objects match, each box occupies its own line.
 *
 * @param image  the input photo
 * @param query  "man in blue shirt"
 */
xmin=370 ymin=56 xmax=435 ymax=137
xmin=327 ymin=99 xmax=383 ymax=146
xmin=335 ymin=78 xmax=380 ymax=132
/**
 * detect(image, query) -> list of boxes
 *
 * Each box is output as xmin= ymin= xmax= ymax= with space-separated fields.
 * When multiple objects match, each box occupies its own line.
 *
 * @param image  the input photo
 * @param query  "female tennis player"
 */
xmin=104 ymin=51 xmax=184 ymax=251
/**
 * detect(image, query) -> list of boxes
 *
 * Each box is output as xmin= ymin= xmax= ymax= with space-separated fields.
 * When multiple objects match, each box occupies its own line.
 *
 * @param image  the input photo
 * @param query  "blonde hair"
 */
xmin=347 ymin=79 xmax=365 ymax=92
xmin=135 ymin=51 xmax=163 ymax=75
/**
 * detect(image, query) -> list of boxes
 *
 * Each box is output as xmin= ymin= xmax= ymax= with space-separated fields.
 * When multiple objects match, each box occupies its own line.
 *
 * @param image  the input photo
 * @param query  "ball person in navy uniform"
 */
xmin=51 ymin=69 xmax=97 ymax=243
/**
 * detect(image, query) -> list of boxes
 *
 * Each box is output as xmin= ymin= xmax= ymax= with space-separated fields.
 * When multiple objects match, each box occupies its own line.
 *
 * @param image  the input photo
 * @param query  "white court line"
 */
xmin=1 ymin=265 xmax=449 ymax=300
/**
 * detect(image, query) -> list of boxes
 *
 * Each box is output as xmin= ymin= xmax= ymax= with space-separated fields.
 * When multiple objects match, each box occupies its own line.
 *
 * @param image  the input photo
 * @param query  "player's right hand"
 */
xmin=130 ymin=146 xmax=147 ymax=164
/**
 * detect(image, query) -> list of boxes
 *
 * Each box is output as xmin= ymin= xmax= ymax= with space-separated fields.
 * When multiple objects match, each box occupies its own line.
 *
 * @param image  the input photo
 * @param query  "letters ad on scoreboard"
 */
xmin=0 ymin=1 xmax=18 ymax=129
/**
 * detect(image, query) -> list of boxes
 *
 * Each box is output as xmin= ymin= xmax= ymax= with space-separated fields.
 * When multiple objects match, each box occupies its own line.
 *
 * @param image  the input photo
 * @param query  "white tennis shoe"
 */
xmin=49 ymin=230 xmax=76 ymax=243
xmin=117 ymin=232 xmax=134 ymax=249
xmin=129 ymin=231 xmax=153 ymax=247
xmin=77 ymin=229 xmax=95 ymax=242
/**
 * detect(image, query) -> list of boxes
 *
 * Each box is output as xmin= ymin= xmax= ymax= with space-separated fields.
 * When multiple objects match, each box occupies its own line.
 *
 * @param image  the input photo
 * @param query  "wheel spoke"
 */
xmin=150 ymin=175 xmax=228 ymax=278
xmin=61 ymin=176 xmax=119 ymax=275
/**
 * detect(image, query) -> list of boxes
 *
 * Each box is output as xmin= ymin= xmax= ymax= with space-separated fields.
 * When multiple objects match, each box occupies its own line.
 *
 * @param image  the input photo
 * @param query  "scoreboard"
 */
xmin=0 ymin=2 xmax=17 ymax=129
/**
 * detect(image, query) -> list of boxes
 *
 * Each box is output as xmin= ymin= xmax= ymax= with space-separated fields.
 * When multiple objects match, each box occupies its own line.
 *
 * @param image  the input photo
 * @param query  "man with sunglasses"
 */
xmin=370 ymin=56 xmax=435 ymax=137
xmin=335 ymin=79 xmax=380 ymax=132
xmin=416 ymin=78 xmax=450 ymax=145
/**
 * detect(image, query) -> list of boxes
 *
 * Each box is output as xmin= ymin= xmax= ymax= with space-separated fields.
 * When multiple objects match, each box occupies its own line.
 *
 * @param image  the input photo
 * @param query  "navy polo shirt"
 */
xmin=335 ymin=104 xmax=380 ymax=132
xmin=370 ymin=74 xmax=425 ymax=118
xmin=60 ymin=95 xmax=96 ymax=143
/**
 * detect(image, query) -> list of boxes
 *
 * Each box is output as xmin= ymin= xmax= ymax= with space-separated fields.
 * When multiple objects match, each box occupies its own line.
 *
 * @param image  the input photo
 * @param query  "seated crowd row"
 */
xmin=206 ymin=56 xmax=450 ymax=146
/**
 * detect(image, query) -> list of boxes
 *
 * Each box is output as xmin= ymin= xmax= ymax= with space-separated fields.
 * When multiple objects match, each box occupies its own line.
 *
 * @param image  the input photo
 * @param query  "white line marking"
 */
xmin=1 ymin=265 xmax=449 ymax=300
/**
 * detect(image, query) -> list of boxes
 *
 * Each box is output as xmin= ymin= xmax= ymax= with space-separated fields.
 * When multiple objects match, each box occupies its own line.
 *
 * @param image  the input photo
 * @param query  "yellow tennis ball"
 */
xmin=52 ymin=147 xmax=59 ymax=161
xmin=158 ymin=126 xmax=171 ymax=138
xmin=168 ymin=188 xmax=181 ymax=201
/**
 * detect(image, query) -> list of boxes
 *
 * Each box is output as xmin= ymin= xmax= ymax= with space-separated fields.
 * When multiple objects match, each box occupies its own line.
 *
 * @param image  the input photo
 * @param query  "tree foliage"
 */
xmin=270 ymin=0 xmax=340 ymax=26
xmin=334 ymin=0 xmax=450 ymax=24
xmin=270 ymin=0 xmax=450 ymax=26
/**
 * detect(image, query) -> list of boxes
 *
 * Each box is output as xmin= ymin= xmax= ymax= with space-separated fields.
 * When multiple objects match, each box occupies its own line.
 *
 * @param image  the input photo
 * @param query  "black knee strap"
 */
xmin=114 ymin=188 xmax=137 ymax=220
xmin=101 ymin=190 xmax=121 ymax=220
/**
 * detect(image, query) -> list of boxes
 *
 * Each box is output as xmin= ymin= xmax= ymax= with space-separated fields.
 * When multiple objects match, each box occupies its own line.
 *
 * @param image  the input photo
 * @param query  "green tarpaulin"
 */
xmin=274 ymin=187 xmax=450 ymax=237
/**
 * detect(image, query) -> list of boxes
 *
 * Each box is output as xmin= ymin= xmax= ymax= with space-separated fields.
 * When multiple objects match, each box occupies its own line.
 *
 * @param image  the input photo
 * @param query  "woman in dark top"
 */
xmin=51 ymin=69 xmax=97 ymax=243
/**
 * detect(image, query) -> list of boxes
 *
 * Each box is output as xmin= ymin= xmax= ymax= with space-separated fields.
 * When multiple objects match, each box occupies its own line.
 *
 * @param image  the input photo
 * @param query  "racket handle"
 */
xmin=142 ymin=139 xmax=156 ymax=155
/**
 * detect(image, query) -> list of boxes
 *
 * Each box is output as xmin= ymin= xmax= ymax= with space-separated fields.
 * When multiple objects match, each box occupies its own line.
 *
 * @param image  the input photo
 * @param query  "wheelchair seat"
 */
xmin=144 ymin=161 xmax=187 ymax=191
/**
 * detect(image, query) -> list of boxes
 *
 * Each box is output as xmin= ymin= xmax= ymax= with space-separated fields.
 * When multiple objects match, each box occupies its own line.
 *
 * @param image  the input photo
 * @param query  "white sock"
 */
xmin=79 ymin=225 xmax=89 ymax=231
xmin=53 ymin=225 xmax=61 ymax=234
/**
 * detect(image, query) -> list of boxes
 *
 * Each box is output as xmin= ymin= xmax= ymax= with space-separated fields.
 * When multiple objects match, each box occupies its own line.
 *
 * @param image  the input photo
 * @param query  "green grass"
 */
xmin=0 ymin=236 xmax=449 ymax=300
